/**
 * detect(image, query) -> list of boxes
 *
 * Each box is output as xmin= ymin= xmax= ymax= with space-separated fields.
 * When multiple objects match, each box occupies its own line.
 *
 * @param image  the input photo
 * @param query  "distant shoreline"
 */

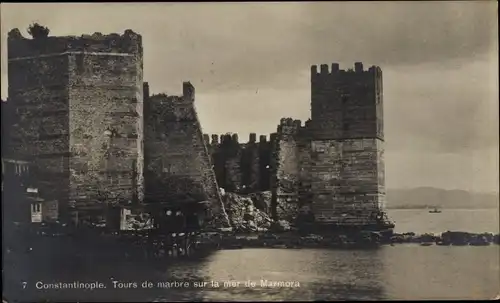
xmin=386 ymin=207 xmax=498 ymax=210
xmin=385 ymin=188 xmax=499 ymax=210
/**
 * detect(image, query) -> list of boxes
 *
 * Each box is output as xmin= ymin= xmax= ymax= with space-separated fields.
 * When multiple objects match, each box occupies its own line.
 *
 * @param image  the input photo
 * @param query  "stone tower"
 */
xmin=143 ymin=82 xmax=229 ymax=227
xmin=308 ymin=62 xmax=386 ymax=226
xmin=7 ymin=28 xmax=144 ymax=221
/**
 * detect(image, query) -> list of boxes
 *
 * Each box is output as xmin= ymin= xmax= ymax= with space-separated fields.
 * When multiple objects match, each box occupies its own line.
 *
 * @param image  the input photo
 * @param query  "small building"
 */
xmin=27 ymin=187 xmax=59 ymax=223
xmin=2 ymin=158 xmax=36 ymax=224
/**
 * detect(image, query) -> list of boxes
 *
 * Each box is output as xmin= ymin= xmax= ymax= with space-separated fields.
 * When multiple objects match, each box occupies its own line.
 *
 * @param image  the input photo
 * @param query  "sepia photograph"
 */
xmin=1 ymin=2 xmax=499 ymax=302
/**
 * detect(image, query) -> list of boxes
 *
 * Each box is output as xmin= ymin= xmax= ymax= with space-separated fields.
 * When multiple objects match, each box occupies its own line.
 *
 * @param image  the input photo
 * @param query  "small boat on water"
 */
xmin=429 ymin=208 xmax=442 ymax=214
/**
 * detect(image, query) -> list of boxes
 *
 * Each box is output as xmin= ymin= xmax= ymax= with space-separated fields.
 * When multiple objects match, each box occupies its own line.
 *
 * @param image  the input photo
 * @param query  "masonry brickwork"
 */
xmin=7 ymin=29 xmax=145 ymax=220
xmin=270 ymin=118 xmax=304 ymax=221
xmin=307 ymin=62 xmax=385 ymax=225
xmin=268 ymin=62 xmax=387 ymax=226
xmin=5 ymin=25 xmax=388 ymax=229
xmin=144 ymin=82 xmax=229 ymax=226
xmin=206 ymin=63 xmax=388 ymax=226
xmin=204 ymin=133 xmax=273 ymax=195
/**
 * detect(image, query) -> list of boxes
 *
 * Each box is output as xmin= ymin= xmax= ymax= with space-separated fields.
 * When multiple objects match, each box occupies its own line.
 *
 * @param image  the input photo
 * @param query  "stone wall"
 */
xmin=7 ymin=29 xmax=144 ymax=219
xmin=271 ymin=118 xmax=303 ymax=221
xmin=7 ymin=52 xmax=71 ymax=210
xmin=309 ymin=139 xmax=385 ymax=224
xmin=257 ymin=135 xmax=273 ymax=191
xmin=144 ymin=82 xmax=228 ymax=226
xmin=223 ymin=134 xmax=243 ymax=192
xmin=206 ymin=133 xmax=273 ymax=193
xmin=68 ymin=49 xmax=144 ymax=211
xmin=308 ymin=62 xmax=386 ymax=225
xmin=240 ymin=137 xmax=260 ymax=192
xmin=144 ymin=90 xmax=202 ymax=200
xmin=309 ymin=62 xmax=382 ymax=141
xmin=297 ymin=124 xmax=313 ymax=211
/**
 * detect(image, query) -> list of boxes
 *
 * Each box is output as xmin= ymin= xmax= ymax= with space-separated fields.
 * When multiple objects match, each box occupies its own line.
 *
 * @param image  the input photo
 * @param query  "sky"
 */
xmin=1 ymin=2 xmax=498 ymax=193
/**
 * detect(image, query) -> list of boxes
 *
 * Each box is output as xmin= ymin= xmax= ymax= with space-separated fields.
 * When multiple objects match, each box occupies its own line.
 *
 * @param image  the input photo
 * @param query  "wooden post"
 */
xmin=184 ymin=234 xmax=190 ymax=257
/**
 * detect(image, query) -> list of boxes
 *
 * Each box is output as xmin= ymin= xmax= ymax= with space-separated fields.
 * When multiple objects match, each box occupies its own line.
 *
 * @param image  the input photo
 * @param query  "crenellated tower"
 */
xmin=308 ymin=62 xmax=387 ymax=227
xmin=310 ymin=62 xmax=383 ymax=140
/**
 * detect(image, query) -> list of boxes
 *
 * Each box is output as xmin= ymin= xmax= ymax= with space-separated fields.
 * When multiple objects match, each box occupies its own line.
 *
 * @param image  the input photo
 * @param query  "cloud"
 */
xmin=300 ymin=2 xmax=497 ymax=67
xmin=1 ymin=2 xmax=497 ymax=96
xmin=384 ymin=55 xmax=499 ymax=153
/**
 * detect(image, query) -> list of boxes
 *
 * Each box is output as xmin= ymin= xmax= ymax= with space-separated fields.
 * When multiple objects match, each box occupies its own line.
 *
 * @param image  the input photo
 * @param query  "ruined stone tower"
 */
xmin=144 ymin=82 xmax=229 ymax=227
xmin=144 ymin=82 xmax=211 ymax=202
xmin=7 ymin=28 xmax=144 ymax=220
xmin=308 ymin=62 xmax=385 ymax=226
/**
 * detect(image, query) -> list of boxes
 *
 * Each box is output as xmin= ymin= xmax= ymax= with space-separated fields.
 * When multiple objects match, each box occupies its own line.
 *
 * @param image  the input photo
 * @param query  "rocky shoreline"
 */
xmin=4 ymin=189 xmax=498 ymax=264
xmin=210 ymin=230 xmax=500 ymax=250
xmin=210 ymin=191 xmax=500 ymax=249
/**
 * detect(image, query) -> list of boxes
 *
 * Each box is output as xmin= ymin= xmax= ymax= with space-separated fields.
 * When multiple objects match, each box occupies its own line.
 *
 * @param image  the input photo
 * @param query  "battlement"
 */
xmin=277 ymin=117 xmax=302 ymax=136
xmin=279 ymin=117 xmax=302 ymax=128
xmin=203 ymin=134 xmax=210 ymax=146
xmin=220 ymin=134 xmax=238 ymax=146
xmin=206 ymin=133 xmax=272 ymax=145
xmin=8 ymin=27 xmax=143 ymax=59
xmin=270 ymin=133 xmax=278 ymax=144
xmin=311 ymin=62 xmax=382 ymax=78
xmin=211 ymin=134 xmax=219 ymax=145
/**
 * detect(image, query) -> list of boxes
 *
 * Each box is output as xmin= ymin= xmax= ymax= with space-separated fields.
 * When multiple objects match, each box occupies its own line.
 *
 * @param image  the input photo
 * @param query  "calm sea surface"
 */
xmin=388 ymin=208 xmax=499 ymax=234
xmin=151 ymin=209 xmax=500 ymax=301
xmin=10 ymin=209 xmax=500 ymax=301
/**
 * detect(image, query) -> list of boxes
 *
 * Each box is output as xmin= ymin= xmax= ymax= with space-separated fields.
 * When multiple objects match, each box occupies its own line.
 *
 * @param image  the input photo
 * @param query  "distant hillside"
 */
xmin=386 ymin=187 xmax=499 ymax=209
